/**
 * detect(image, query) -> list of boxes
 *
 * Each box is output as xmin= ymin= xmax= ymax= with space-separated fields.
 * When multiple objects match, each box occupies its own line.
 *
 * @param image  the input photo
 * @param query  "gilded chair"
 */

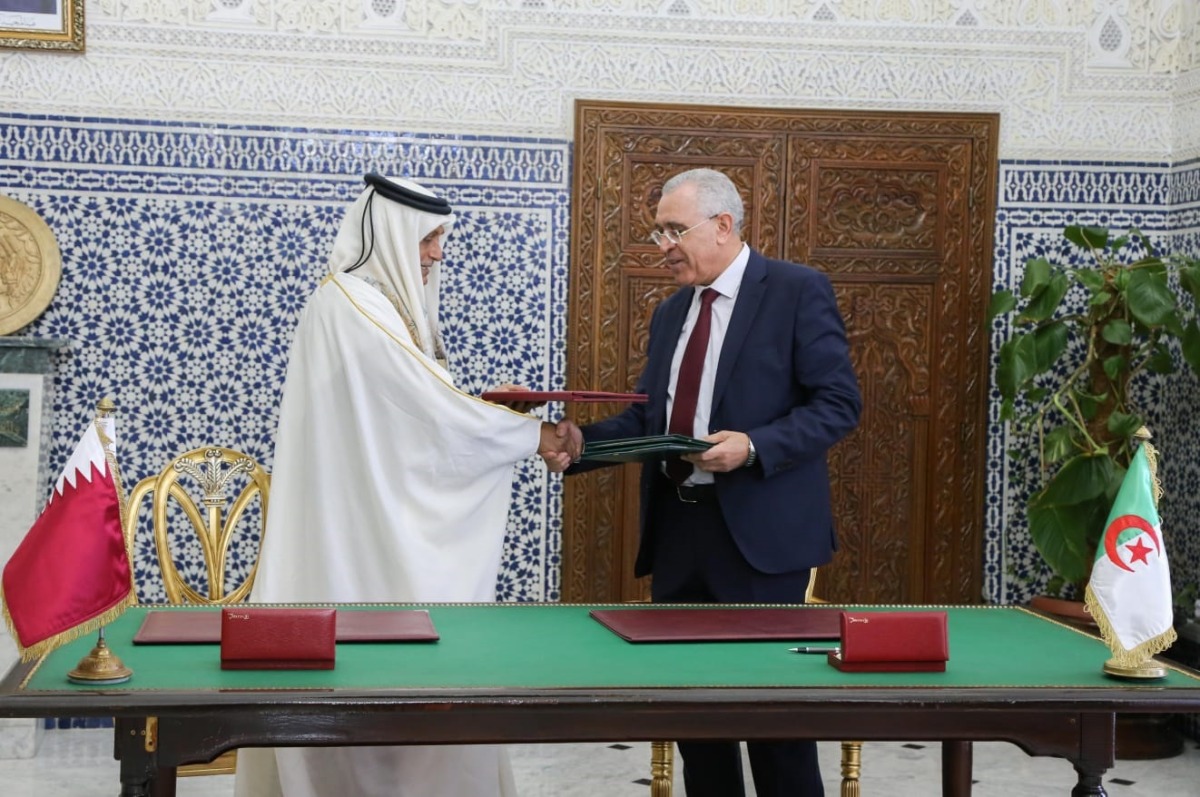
xmin=647 ymin=568 xmax=861 ymax=797
xmin=123 ymin=445 xmax=271 ymax=775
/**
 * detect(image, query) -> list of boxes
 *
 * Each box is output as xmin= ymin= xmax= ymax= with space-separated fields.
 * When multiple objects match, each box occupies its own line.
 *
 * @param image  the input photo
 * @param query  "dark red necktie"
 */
xmin=667 ymin=287 xmax=718 ymax=484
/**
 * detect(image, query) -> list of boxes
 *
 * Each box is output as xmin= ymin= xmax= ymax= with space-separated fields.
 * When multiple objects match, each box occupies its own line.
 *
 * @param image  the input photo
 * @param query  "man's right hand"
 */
xmin=538 ymin=420 xmax=583 ymax=472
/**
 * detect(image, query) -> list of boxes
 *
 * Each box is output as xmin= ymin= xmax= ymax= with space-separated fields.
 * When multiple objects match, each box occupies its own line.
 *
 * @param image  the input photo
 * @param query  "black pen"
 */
xmin=788 ymin=646 xmax=839 ymax=654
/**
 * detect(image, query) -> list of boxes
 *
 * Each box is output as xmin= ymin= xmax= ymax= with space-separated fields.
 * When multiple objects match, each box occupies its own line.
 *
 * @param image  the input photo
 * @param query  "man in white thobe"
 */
xmin=234 ymin=174 xmax=573 ymax=797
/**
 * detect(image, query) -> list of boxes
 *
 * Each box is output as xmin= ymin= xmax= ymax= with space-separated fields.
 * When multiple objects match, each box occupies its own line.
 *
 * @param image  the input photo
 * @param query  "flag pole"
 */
xmin=65 ymin=398 xmax=133 ymax=685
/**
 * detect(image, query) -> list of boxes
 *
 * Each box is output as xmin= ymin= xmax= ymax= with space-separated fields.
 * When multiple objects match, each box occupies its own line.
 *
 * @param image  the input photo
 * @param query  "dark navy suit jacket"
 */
xmin=579 ymin=249 xmax=862 ymax=577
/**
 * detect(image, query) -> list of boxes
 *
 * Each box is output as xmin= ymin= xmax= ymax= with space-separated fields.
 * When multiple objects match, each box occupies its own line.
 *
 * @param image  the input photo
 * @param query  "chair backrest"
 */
xmin=123 ymin=446 xmax=270 ymax=604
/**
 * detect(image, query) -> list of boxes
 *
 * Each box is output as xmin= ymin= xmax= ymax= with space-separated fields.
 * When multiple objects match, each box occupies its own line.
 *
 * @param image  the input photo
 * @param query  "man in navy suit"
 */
xmin=566 ymin=168 xmax=861 ymax=796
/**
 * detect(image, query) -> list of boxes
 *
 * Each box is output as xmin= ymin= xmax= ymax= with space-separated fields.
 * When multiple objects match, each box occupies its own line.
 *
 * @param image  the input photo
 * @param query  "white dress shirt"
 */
xmin=665 ymin=243 xmax=750 ymax=485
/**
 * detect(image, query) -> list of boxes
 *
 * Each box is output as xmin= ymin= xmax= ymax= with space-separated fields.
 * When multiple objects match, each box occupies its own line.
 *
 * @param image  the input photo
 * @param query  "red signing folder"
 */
xmin=481 ymin=390 xmax=648 ymax=403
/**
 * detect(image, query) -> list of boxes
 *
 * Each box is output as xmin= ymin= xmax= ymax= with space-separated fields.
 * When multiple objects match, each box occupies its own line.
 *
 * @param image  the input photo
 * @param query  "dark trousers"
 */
xmin=647 ymin=477 xmax=824 ymax=797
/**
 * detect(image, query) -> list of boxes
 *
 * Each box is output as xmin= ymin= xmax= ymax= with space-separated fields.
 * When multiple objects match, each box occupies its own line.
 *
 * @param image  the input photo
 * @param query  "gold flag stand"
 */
xmin=1102 ymin=657 xmax=1167 ymax=680
xmin=67 ymin=627 xmax=132 ymax=684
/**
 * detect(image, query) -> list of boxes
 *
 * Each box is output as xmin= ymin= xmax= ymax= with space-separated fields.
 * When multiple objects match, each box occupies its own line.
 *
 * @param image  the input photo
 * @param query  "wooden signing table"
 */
xmin=1 ymin=603 xmax=1198 ymax=797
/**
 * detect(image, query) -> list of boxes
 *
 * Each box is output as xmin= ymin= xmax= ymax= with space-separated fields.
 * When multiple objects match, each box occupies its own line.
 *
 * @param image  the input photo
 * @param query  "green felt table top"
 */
xmin=20 ymin=604 xmax=1200 ymax=693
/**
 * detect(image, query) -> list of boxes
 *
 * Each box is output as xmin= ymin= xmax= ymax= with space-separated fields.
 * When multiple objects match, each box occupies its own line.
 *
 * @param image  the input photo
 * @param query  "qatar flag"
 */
xmin=1 ymin=414 xmax=134 ymax=661
xmin=1084 ymin=444 xmax=1177 ymax=667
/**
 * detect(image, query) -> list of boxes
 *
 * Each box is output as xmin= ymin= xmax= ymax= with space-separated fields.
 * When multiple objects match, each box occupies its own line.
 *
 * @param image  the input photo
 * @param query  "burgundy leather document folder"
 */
xmin=220 ymin=607 xmax=336 ymax=670
xmin=827 ymin=610 xmax=949 ymax=673
xmin=480 ymin=390 xmax=648 ymax=403
xmin=590 ymin=607 xmax=842 ymax=642
xmin=134 ymin=608 xmax=440 ymax=644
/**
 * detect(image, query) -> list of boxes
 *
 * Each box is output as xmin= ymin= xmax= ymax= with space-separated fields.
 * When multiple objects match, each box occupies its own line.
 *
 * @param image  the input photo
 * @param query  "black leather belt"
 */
xmin=673 ymin=483 xmax=717 ymax=504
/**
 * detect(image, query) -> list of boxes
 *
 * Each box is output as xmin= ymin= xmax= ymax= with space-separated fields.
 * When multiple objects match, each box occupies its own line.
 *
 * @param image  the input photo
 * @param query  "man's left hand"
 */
xmin=684 ymin=430 xmax=753 ymax=472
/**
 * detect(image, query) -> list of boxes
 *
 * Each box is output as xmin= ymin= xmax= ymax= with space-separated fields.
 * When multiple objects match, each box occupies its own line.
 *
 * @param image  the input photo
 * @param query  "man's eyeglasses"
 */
xmin=650 ymin=215 xmax=718 ymax=247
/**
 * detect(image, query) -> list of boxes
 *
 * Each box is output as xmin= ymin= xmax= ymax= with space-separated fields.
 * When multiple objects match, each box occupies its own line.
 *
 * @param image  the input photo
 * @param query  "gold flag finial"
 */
xmin=96 ymin=397 xmax=116 ymax=417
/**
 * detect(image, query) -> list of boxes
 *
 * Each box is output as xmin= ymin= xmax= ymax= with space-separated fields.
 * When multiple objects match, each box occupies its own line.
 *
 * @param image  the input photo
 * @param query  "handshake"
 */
xmin=538 ymin=420 xmax=583 ymax=473
xmin=483 ymin=383 xmax=583 ymax=473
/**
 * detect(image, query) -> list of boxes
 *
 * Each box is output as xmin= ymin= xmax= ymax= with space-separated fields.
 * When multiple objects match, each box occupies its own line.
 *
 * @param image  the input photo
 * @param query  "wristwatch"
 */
xmin=744 ymin=437 xmax=757 ymax=468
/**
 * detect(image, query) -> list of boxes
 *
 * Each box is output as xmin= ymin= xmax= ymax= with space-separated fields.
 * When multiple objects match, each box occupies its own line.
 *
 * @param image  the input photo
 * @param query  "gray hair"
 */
xmin=662 ymin=168 xmax=745 ymax=234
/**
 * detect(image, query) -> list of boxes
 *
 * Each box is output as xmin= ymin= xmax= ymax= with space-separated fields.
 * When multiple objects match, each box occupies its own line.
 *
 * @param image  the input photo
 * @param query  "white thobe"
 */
xmin=234 ymin=273 xmax=540 ymax=797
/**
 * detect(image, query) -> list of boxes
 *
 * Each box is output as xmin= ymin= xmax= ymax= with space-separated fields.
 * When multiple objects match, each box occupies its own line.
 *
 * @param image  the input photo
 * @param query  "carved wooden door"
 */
xmin=564 ymin=101 xmax=997 ymax=605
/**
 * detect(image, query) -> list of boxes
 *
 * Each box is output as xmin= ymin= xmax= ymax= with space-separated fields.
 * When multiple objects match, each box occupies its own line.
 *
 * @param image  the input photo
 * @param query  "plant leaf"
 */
xmin=1039 ymin=453 xmax=1118 ymax=505
xmin=1043 ymin=425 xmax=1079 ymax=464
xmin=1075 ymin=268 xmax=1105 ymax=292
xmin=1101 ymin=319 xmax=1132 ymax=345
xmin=1075 ymin=388 xmax=1105 ymax=420
xmin=1028 ymin=455 xmax=1123 ymax=586
xmin=1126 ymin=267 xmax=1177 ymax=326
xmin=987 ymin=290 xmax=1017 ymax=321
xmin=1020 ymin=257 xmax=1052 ymax=297
xmin=997 ymin=335 xmax=1038 ymax=397
xmin=1065 ymin=226 xmax=1108 ymax=250
xmin=1180 ymin=260 xmax=1200 ymax=303
xmin=1022 ymin=272 xmax=1070 ymax=322
xmin=1145 ymin=343 xmax=1174 ymax=374
xmin=1028 ymin=488 xmax=1106 ymax=586
xmin=1106 ymin=411 xmax=1143 ymax=439
xmin=1031 ymin=321 xmax=1069 ymax=371
xmin=1102 ymin=354 xmax=1126 ymax=380
xmin=1182 ymin=320 xmax=1200 ymax=377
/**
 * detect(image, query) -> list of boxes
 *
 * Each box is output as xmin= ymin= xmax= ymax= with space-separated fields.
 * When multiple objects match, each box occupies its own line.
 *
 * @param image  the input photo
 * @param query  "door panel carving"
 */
xmin=567 ymin=100 xmax=997 ymax=605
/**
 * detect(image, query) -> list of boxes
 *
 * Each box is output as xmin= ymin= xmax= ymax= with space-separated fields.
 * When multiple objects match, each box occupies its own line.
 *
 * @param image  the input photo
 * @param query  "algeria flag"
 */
xmin=1084 ymin=444 xmax=1177 ymax=666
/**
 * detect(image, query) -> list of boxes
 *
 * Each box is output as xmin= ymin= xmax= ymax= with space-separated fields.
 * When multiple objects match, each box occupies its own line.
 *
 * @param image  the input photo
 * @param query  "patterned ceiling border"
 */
xmin=0 ymin=3 xmax=1193 ymax=159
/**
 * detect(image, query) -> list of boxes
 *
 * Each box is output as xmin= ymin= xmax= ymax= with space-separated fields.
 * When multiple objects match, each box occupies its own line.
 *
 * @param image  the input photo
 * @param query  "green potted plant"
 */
xmin=989 ymin=226 xmax=1200 ymax=604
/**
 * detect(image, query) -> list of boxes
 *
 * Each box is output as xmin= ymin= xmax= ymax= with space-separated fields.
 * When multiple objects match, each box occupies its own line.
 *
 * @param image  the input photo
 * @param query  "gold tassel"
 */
xmin=1085 ymin=582 xmax=1177 ymax=669
xmin=4 ymin=594 xmax=135 ymax=663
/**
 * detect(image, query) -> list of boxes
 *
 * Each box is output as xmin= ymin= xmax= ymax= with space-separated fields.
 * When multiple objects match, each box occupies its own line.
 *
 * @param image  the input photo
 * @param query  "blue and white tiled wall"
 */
xmin=2 ymin=112 xmax=1198 ymax=608
xmin=989 ymin=160 xmax=1200 ymax=605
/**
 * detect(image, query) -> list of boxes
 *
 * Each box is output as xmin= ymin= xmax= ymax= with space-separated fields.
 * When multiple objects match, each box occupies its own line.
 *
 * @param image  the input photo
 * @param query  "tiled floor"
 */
xmin=2 ymin=729 xmax=1199 ymax=796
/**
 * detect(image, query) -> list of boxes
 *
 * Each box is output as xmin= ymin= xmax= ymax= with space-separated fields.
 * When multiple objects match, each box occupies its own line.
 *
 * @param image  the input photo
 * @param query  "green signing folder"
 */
xmin=581 ymin=434 xmax=713 ymax=463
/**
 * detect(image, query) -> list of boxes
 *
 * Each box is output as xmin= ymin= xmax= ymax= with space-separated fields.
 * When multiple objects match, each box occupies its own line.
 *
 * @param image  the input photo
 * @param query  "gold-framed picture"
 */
xmin=0 ymin=0 xmax=83 ymax=52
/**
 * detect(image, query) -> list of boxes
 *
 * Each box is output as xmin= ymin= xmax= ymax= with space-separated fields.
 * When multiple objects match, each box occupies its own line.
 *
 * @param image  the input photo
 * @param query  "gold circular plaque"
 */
xmin=0 ymin=194 xmax=62 ymax=336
